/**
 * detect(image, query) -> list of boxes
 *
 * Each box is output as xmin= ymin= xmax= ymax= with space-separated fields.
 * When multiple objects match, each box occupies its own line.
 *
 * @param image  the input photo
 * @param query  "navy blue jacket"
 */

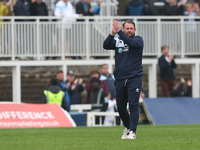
xmin=158 ymin=55 xmax=177 ymax=81
xmin=66 ymin=81 xmax=84 ymax=104
xmin=103 ymin=30 xmax=144 ymax=80
xmin=14 ymin=0 xmax=30 ymax=16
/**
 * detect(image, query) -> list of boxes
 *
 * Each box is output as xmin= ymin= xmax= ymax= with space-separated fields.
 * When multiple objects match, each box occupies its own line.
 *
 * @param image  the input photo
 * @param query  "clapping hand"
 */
xmin=169 ymin=54 xmax=174 ymax=63
xmin=187 ymin=80 xmax=192 ymax=86
xmin=112 ymin=20 xmax=122 ymax=33
xmin=74 ymin=78 xmax=83 ymax=84
xmin=74 ymin=79 xmax=79 ymax=85
xmin=180 ymin=77 xmax=185 ymax=83
xmin=110 ymin=26 xmax=116 ymax=36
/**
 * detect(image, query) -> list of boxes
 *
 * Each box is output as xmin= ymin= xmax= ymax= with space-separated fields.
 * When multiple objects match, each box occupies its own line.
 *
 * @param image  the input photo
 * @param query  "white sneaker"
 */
xmin=127 ymin=131 xmax=136 ymax=140
xmin=121 ymin=128 xmax=130 ymax=139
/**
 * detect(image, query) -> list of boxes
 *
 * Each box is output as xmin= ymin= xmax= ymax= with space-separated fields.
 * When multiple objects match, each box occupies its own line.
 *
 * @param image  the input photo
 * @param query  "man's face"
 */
xmin=162 ymin=48 xmax=169 ymax=56
xmin=101 ymin=65 xmax=108 ymax=75
xmin=87 ymin=0 xmax=92 ymax=3
xmin=36 ymin=0 xmax=42 ymax=4
xmin=169 ymin=0 xmax=176 ymax=5
xmin=56 ymin=73 xmax=64 ymax=82
xmin=123 ymin=23 xmax=136 ymax=37
xmin=185 ymin=4 xmax=193 ymax=12
xmin=67 ymin=75 xmax=75 ymax=83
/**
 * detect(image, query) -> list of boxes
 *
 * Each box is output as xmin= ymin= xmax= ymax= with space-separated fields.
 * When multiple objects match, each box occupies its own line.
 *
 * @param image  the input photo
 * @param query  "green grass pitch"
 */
xmin=0 ymin=124 xmax=200 ymax=150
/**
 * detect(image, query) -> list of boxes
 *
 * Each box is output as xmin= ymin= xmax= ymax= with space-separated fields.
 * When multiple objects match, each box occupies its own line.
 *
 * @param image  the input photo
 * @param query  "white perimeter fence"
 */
xmin=0 ymin=16 xmax=200 ymax=60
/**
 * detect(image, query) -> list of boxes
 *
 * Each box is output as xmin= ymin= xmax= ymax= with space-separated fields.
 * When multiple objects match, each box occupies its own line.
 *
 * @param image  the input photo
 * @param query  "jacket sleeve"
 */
xmin=61 ymin=95 xmax=68 ymax=111
xmin=78 ymin=84 xmax=84 ymax=93
xmin=117 ymin=30 xmax=143 ymax=49
xmin=67 ymin=83 xmax=75 ymax=95
xmin=171 ymin=59 xmax=177 ymax=68
xmin=103 ymin=34 xmax=116 ymax=50
xmin=54 ymin=4 xmax=61 ymax=17
xmin=87 ymin=4 xmax=94 ymax=16
xmin=14 ymin=2 xmax=24 ymax=16
xmin=29 ymin=3 xmax=36 ymax=16
xmin=44 ymin=3 xmax=48 ymax=16
xmin=85 ymin=80 xmax=92 ymax=93
xmin=101 ymin=81 xmax=110 ymax=92
xmin=57 ymin=80 xmax=67 ymax=92
xmin=163 ymin=3 xmax=170 ymax=15
xmin=76 ymin=3 xmax=83 ymax=14
xmin=42 ymin=93 xmax=47 ymax=104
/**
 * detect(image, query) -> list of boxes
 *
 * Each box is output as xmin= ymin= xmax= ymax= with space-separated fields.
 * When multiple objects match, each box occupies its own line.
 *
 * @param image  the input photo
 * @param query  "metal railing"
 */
xmin=87 ymin=112 xmax=122 ymax=126
xmin=0 ymin=16 xmax=200 ymax=60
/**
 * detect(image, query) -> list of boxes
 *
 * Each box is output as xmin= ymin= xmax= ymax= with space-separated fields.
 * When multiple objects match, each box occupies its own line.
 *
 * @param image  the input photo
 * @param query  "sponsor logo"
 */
xmin=118 ymin=48 xmax=123 ymax=53
xmin=115 ymin=38 xmax=129 ymax=53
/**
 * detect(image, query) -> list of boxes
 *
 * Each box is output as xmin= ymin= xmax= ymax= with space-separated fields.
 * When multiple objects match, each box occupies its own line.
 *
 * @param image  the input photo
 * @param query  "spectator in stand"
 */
xmin=100 ymin=64 xmax=116 ymax=100
xmin=143 ymin=0 xmax=158 ymax=16
xmin=103 ymin=92 xmax=117 ymax=126
xmin=158 ymin=45 xmax=177 ymax=97
xmin=183 ymin=1 xmax=198 ymax=51
xmin=29 ymin=0 xmax=48 ymax=17
xmin=56 ymin=70 xmax=71 ymax=111
xmin=162 ymin=0 xmax=184 ymax=15
xmin=65 ymin=70 xmax=84 ymax=104
xmin=0 ymin=0 xmax=10 ymax=22
xmin=54 ymin=0 xmax=82 ymax=25
xmin=143 ymin=0 xmax=158 ymax=15
xmin=85 ymin=70 xmax=109 ymax=104
xmin=56 ymin=70 xmax=65 ymax=87
xmin=54 ymin=0 xmax=82 ymax=58
xmin=14 ymin=0 xmax=31 ymax=58
xmin=171 ymin=77 xmax=192 ymax=97
xmin=14 ymin=0 xmax=30 ymax=17
xmin=93 ymin=0 xmax=102 ymax=15
xmin=90 ymin=77 xmax=108 ymax=112
xmin=76 ymin=0 xmax=94 ymax=16
xmin=187 ymin=0 xmax=200 ymax=15
xmin=125 ymin=0 xmax=144 ymax=16
xmin=184 ymin=2 xmax=198 ymax=30
xmin=194 ymin=0 xmax=200 ymax=15
xmin=184 ymin=1 xmax=198 ymax=16
xmin=0 ymin=0 xmax=11 ymax=57
xmin=90 ymin=77 xmax=108 ymax=125
xmin=42 ymin=78 xmax=68 ymax=111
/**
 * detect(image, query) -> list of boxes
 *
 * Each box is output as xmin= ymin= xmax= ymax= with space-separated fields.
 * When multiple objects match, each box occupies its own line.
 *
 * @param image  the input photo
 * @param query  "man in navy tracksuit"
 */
xmin=103 ymin=20 xmax=143 ymax=140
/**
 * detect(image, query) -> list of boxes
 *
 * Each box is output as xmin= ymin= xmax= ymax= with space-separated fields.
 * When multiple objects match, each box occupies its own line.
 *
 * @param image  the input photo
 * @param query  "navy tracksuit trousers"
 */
xmin=115 ymin=76 xmax=142 ymax=133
